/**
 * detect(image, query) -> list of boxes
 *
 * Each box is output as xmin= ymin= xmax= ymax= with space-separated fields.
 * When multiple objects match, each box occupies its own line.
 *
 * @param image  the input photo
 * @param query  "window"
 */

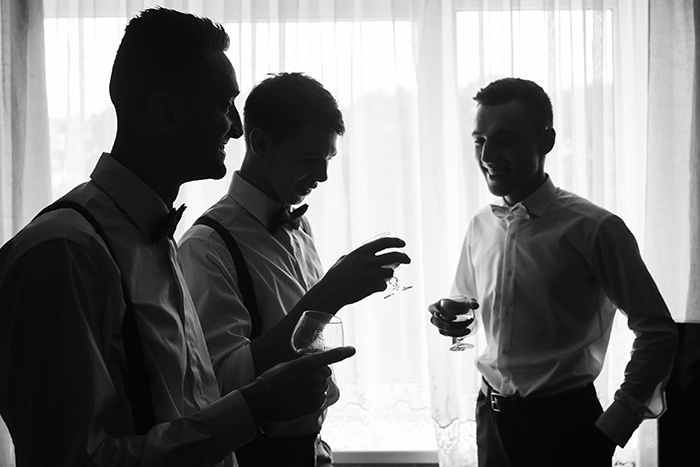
xmin=41 ymin=1 xmax=650 ymax=464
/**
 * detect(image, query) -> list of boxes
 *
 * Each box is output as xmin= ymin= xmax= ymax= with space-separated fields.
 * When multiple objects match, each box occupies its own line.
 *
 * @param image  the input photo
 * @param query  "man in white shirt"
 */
xmin=428 ymin=77 xmax=678 ymax=467
xmin=180 ymin=72 xmax=410 ymax=466
xmin=0 ymin=9 xmax=354 ymax=467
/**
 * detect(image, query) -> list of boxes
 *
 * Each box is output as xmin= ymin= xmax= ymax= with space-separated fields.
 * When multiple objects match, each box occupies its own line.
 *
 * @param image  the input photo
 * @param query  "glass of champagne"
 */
xmin=363 ymin=231 xmax=412 ymax=299
xmin=439 ymin=295 xmax=477 ymax=351
xmin=291 ymin=310 xmax=344 ymax=355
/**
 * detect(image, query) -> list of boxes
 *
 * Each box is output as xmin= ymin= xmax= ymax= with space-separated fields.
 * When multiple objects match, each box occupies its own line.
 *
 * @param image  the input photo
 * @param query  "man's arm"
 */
xmin=181 ymin=227 xmax=408 ymax=379
xmin=0 ymin=239 xmax=258 ymax=466
xmin=590 ymin=216 xmax=679 ymax=447
xmin=180 ymin=232 xmax=258 ymax=393
xmin=250 ymin=236 xmax=410 ymax=374
xmin=1 ymin=238 xmax=352 ymax=466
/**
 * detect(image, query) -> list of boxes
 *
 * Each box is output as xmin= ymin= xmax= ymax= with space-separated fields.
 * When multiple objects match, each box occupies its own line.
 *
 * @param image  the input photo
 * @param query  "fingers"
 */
xmin=299 ymin=346 xmax=356 ymax=367
xmin=375 ymin=251 xmax=411 ymax=267
xmin=359 ymin=236 xmax=406 ymax=253
xmin=430 ymin=315 xmax=472 ymax=337
xmin=428 ymin=300 xmax=474 ymax=337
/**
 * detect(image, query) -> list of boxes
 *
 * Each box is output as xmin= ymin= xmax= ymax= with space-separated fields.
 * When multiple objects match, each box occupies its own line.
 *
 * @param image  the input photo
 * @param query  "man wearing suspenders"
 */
xmin=180 ymin=72 xmax=410 ymax=466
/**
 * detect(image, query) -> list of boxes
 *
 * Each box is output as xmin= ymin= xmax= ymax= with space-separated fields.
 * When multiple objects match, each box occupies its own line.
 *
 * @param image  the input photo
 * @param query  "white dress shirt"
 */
xmin=452 ymin=175 xmax=678 ymax=446
xmin=180 ymin=171 xmax=336 ymax=437
xmin=0 ymin=153 xmax=256 ymax=467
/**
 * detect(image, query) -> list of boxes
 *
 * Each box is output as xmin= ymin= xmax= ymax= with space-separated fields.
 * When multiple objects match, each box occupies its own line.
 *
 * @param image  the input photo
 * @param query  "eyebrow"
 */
xmin=471 ymin=129 xmax=517 ymax=137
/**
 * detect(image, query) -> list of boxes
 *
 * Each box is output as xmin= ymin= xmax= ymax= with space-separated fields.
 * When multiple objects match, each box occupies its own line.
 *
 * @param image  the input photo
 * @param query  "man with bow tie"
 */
xmin=428 ymin=78 xmax=677 ymax=467
xmin=179 ymin=72 xmax=410 ymax=467
xmin=0 ymin=9 xmax=357 ymax=467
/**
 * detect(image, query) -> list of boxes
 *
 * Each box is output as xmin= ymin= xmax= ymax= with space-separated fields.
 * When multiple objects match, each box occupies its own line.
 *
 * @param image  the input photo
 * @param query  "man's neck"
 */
xmin=109 ymin=146 xmax=180 ymax=208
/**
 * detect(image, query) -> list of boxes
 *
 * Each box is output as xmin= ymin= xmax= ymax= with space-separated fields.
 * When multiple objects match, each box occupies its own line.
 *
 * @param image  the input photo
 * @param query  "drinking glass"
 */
xmin=363 ymin=231 xmax=412 ymax=299
xmin=291 ymin=311 xmax=344 ymax=355
xmin=439 ymin=295 xmax=476 ymax=351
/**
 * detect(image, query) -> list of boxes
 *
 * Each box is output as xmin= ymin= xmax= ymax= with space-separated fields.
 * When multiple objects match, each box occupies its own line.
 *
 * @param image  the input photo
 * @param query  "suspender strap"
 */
xmin=193 ymin=216 xmax=262 ymax=339
xmin=35 ymin=200 xmax=156 ymax=434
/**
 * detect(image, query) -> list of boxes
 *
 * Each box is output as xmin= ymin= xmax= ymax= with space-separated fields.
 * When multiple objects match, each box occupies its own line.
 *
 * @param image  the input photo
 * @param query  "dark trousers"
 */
xmin=658 ymin=323 xmax=700 ymax=466
xmin=476 ymin=381 xmax=616 ymax=467
xmin=234 ymin=432 xmax=331 ymax=467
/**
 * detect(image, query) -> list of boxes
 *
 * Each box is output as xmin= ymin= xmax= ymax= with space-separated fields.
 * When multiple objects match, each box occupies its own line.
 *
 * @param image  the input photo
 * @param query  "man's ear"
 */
xmin=249 ymin=128 xmax=269 ymax=157
xmin=147 ymin=92 xmax=178 ymax=134
xmin=538 ymin=127 xmax=556 ymax=155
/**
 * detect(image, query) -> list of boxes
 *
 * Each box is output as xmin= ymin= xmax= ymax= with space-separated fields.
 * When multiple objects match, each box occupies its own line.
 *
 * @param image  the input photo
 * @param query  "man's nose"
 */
xmin=480 ymin=140 xmax=497 ymax=163
xmin=314 ymin=159 xmax=329 ymax=183
xmin=227 ymin=109 xmax=243 ymax=139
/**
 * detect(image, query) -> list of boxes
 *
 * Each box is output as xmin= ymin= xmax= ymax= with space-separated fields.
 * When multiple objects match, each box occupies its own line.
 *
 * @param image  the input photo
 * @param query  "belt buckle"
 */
xmin=490 ymin=393 xmax=505 ymax=413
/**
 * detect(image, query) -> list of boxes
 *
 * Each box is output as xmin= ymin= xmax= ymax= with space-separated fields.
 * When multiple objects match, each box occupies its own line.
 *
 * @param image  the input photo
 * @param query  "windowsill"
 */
xmin=334 ymin=450 xmax=438 ymax=464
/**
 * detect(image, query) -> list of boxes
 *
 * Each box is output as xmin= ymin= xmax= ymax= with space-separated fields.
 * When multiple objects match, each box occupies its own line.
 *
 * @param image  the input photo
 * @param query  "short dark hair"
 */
xmin=109 ymin=7 xmax=230 ymax=113
xmin=474 ymin=78 xmax=553 ymax=130
xmin=243 ymin=72 xmax=345 ymax=145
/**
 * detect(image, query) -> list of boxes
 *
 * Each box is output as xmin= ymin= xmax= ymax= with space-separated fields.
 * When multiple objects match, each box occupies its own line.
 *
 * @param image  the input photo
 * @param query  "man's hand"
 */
xmin=240 ymin=346 xmax=356 ymax=427
xmin=428 ymin=297 xmax=479 ymax=337
xmin=250 ymin=238 xmax=409 ymax=375
xmin=312 ymin=236 xmax=411 ymax=312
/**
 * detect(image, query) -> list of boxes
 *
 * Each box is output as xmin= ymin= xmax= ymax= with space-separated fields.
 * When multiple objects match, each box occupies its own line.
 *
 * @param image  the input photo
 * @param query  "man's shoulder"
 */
xmin=0 ymin=207 xmax=109 ymax=280
xmin=1 ymin=182 xmax=123 ymax=260
xmin=551 ymin=188 xmax=616 ymax=224
xmin=180 ymin=195 xmax=259 ymax=247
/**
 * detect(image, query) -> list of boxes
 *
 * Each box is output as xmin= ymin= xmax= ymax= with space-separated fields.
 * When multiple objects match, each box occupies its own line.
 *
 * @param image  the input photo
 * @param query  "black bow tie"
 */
xmin=269 ymin=204 xmax=308 ymax=234
xmin=154 ymin=204 xmax=187 ymax=242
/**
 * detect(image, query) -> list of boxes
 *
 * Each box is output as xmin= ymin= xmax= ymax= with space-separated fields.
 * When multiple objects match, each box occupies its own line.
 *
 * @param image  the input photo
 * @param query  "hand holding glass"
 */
xmin=291 ymin=311 xmax=344 ymax=355
xmin=439 ymin=296 xmax=477 ymax=351
xmin=363 ymin=231 xmax=412 ymax=299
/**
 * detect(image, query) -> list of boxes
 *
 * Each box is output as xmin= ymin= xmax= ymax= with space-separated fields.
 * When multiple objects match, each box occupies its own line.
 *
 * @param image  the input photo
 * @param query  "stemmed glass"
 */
xmin=439 ymin=295 xmax=476 ymax=351
xmin=363 ymin=231 xmax=412 ymax=299
xmin=291 ymin=310 xmax=344 ymax=355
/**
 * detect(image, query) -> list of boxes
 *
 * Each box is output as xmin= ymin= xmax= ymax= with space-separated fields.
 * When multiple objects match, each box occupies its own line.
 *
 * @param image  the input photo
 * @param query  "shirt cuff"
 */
xmin=595 ymin=398 xmax=641 ymax=447
xmin=198 ymin=389 xmax=257 ymax=453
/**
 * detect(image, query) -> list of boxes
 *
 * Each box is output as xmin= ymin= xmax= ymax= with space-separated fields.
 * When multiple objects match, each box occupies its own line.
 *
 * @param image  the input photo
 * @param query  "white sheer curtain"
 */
xmin=645 ymin=0 xmax=700 ymax=326
xmin=2 ymin=1 xmax=695 ymax=466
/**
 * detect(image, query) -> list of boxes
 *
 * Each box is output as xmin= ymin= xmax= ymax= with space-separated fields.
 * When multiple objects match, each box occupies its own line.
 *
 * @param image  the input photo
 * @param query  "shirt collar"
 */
xmin=90 ymin=153 xmax=171 ymax=241
xmin=519 ymin=175 xmax=556 ymax=217
xmin=228 ymin=171 xmax=287 ymax=231
xmin=494 ymin=175 xmax=556 ymax=218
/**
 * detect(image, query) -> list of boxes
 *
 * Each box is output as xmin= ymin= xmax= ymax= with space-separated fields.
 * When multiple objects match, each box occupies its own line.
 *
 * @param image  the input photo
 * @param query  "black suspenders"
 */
xmin=193 ymin=216 xmax=262 ymax=339
xmin=35 ymin=201 xmax=155 ymax=434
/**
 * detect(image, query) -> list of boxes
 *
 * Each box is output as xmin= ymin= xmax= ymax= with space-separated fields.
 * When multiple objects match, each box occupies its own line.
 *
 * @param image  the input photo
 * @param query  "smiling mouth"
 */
xmin=218 ymin=140 xmax=229 ymax=158
xmin=484 ymin=166 xmax=510 ymax=179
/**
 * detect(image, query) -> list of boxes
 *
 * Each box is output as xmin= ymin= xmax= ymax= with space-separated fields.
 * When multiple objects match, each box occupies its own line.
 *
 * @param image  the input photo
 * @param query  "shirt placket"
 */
xmin=166 ymin=239 xmax=219 ymax=408
xmin=285 ymin=230 xmax=310 ymax=290
xmin=497 ymin=219 xmax=517 ymax=391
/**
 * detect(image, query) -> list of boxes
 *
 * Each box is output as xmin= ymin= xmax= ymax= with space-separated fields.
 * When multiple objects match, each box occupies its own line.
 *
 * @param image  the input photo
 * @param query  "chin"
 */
xmin=211 ymin=165 xmax=227 ymax=180
xmin=188 ymin=165 xmax=227 ymax=183
xmin=485 ymin=182 xmax=508 ymax=198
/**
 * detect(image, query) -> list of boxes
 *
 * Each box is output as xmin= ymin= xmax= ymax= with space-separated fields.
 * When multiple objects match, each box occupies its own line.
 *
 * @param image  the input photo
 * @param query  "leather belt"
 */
xmin=483 ymin=379 xmax=594 ymax=414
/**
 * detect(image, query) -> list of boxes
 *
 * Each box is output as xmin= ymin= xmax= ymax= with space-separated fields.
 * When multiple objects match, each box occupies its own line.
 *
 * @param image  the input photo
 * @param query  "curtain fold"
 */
xmin=648 ymin=1 xmax=700 ymax=464
xmin=645 ymin=0 xmax=699 ymax=325
xmin=0 ymin=0 xmax=50 ymax=242
xmin=684 ymin=0 xmax=700 ymax=324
